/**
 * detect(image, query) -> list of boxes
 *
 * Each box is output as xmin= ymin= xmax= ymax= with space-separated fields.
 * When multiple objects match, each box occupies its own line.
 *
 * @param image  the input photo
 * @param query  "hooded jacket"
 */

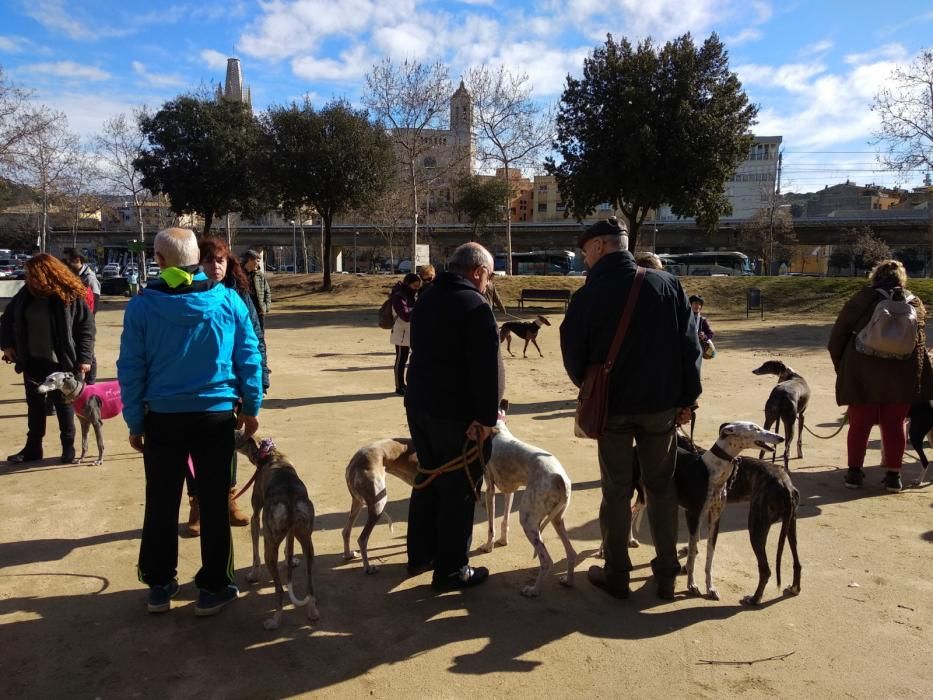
xmin=116 ymin=272 xmax=263 ymax=436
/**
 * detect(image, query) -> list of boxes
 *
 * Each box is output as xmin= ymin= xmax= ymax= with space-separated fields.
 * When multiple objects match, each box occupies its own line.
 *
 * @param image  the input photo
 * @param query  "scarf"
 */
xmin=159 ymin=266 xmax=195 ymax=288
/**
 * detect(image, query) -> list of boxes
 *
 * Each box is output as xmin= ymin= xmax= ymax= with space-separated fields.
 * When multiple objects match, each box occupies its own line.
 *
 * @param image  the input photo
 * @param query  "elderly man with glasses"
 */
xmin=561 ymin=218 xmax=702 ymax=602
xmin=404 ymin=242 xmax=504 ymax=591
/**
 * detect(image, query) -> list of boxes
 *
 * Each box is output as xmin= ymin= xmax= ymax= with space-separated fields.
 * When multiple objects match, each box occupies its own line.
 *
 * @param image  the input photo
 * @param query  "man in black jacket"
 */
xmin=404 ymin=242 xmax=504 ymax=591
xmin=561 ymin=219 xmax=702 ymax=601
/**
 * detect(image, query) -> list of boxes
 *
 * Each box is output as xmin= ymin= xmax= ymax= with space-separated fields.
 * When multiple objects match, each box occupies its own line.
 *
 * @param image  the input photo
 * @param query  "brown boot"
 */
xmin=229 ymin=488 xmax=249 ymax=526
xmin=186 ymin=496 xmax=201 ymax=537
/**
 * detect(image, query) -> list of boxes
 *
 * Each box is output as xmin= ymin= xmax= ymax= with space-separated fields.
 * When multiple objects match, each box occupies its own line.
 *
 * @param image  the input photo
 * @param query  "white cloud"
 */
xmin=291 ymin=45 xmax=371 ymax=82
xmin=736 ymin=62 xmax=826 ymax=93
xmin=18 ymin=61 xmax=111 ymax=82
xmin=572 ymin=0 xmax=729 ymax=42
xmin=201 ymin=49 xmax=230 ymax=70
xmin=372 ymin=23 xmax=437 ymax=61
xmin=799 ymin=39 xmax=833 ymax=56
xmin=21 ymin=0 xmax=130 ymax=41
xmin=844 ymin=43 xmax=906 ymax=66
xmin=0 ymin=35 xmax=31 ymax=53
xmin=132 ymin=61 xmax=187 ymax=88
xmin=725 ymin=28 xmax=762 ymax=47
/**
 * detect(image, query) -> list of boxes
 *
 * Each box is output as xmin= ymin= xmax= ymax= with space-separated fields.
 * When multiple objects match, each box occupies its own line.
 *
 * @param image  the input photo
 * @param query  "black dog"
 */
xmin=753 ymin=360 xmax=811 ymax=471
xmin=907 ymin=400 xmax=933 ymax=486
xmin=499 ymin=316 xmax=551 ymax=358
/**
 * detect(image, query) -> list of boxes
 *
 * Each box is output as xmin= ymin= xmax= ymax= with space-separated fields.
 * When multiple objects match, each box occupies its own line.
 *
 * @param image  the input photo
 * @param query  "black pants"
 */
xmin=406 ymin=410 xmax=489 ymax=583
xmin=394 ymin=345 xmax=410 ymax=391
xmin=138 ymin=410 xmax=235 ymax=590
xmin=23 ymin=360 xmax=75 ymax=454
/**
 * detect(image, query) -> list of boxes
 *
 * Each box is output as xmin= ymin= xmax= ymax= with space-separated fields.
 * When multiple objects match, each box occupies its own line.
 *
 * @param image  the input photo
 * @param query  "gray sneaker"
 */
xmin=195 ymin=584 xmax=239 ymax=617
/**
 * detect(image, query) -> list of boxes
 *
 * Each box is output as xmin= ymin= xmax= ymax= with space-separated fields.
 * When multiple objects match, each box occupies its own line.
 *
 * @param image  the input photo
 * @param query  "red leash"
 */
xmin=232 ymin=438 xmax=275 ymax=500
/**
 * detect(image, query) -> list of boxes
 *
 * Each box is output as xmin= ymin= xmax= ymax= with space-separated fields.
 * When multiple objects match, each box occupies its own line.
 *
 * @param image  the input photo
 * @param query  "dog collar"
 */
xmin=256 ymin=438 xmax=276 ymax=461
xmin=710 ymin=443 xmax=737 ymax=464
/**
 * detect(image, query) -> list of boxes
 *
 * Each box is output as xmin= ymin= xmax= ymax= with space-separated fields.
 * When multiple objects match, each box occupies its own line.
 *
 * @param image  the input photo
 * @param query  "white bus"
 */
xmin=657 ymin=251 xmax=753 ymax=276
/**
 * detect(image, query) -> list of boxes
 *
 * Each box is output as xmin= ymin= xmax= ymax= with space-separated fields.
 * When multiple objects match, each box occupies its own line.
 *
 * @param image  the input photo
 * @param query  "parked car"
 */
xmin=397 ymin=260 xmax=413 ymax=274
xmin=100 ymin=276 xmax=129 ymax=295
xmin=101 ymin=264 xmax=121 ymax=279
xmin=146 ymin=264 xmax=160 ymax=278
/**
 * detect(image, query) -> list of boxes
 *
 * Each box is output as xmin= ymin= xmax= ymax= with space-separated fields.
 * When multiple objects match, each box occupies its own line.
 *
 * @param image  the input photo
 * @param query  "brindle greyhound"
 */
xmin=499 ymin=315 xmax=551 ymax=358
xmin=752 ymin=360 xmax=811 ymax=470
xmin=235 ymin=433 xmax=320 ymax=629
xmin=341 ymin=437 xmax=419 ymax=574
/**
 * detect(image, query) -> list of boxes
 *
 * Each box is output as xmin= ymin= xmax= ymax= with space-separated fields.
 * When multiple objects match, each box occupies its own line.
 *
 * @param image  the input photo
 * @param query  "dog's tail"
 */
xmin=285 ymin=531 xmax=313 ymax=609
xmin=775 ymin=488 xmax=799 ymax=588
xmin=380 ymin=509 xmax=394 ymax=533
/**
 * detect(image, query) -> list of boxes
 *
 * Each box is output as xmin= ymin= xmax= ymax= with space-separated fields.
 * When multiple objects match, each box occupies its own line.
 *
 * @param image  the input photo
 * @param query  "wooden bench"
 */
xmin=518 ymin=288 xmax=572 ymax=311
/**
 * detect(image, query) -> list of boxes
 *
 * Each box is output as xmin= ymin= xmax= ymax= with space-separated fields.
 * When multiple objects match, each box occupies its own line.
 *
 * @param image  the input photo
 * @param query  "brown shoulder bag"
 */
xmin=574 ymin=266 xmax=646 ymax=439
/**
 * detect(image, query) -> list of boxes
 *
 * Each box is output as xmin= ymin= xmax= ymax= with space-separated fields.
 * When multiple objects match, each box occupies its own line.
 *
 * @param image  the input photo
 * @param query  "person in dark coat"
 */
xmin=65 ymin=249 xmax=100 ymax=384
xmin=404 ymin=242 xmax=504 ymax=591
xmin=1 ymin=253 xmax=95 ymax=464
xmin=560 ymin=219 xmax=701 ymax=601
xmin=389 ymin=273 xmax=421 ymax=395
xmin=828 ymin=259 xmax=933 ymax=493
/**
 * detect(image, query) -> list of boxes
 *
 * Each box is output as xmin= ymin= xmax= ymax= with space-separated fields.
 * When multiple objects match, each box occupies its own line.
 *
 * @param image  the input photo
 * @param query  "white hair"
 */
xmin=448 ymin=242 xmax=494 ymax=276
xmin=154 ymin=228 xmax=200 ymax=267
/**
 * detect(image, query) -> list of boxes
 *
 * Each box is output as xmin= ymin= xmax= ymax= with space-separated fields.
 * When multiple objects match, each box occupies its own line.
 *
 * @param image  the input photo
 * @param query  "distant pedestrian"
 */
xmin=390 ymin=273 xmax=422 ymax=396
xmin=417 ymin=264 xmax=436 ymax=298
xmin=127 ymin=268 xmax=140 ymax=297
xmin=241 ymin=250 xmax=271 ymax=328
xmin=636 ymin=252 xmax=663 ymax=270
xmin=65 ymin=249 xmax=101 ymax=384
xmin=689 ymin=295 xmax=715 ymax=359
xmin=484 ymin=279 xmax=506 ymax=314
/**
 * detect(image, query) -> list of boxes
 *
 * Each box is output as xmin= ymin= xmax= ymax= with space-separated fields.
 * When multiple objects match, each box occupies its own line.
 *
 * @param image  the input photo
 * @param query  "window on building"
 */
xmin=538 ymin=203 xmax=547 ymax=212
xmin=556 ymin=202 xmax=566 ymax=211
xmin=538 ymin=184 xmax=548 ymax=193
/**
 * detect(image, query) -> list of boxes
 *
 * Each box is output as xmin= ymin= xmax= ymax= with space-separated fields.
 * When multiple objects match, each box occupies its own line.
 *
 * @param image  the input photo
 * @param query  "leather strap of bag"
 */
xmin=604 ymin=266 xmax=646 ymax=373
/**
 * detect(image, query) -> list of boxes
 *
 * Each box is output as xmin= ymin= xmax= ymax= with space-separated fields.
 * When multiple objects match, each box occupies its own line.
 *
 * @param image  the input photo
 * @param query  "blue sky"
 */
xmin=1 ymin=0 xmax=932 ymax=192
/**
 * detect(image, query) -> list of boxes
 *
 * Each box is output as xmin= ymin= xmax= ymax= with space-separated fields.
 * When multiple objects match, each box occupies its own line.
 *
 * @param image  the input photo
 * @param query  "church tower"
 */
xmin=216 ymin=57 xmax=251 ymax=107
xmin=449 ymin=80 xmax=472 ymax=137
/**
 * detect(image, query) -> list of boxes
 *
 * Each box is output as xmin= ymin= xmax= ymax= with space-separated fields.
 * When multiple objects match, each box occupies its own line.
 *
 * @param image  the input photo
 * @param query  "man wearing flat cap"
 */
xmin=241 ymin=250 xmax=272 ymax=328
xmin=560 ymin=218 xmax=702 ymax=602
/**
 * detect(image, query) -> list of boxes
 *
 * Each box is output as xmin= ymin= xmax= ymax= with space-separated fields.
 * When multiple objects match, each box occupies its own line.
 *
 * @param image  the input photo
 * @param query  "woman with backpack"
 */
xmin=828 ymin=259 xmax=933 ymax=493
xmin=390 ymin=273 xmax=422 ymax=396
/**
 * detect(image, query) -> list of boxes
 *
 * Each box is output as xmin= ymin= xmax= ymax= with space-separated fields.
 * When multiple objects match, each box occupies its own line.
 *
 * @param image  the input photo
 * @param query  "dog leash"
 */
xmin=232 ymin=438 xmax=276 ymax=500
xmin=412 ymin=438 xmax=488 ymax=501
xmin=803 ymin=413 xmax=849 ymax=439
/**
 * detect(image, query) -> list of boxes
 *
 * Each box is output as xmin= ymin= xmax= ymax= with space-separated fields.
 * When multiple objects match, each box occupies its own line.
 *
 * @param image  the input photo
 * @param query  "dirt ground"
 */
xmin=1 ymin=280 xmax=931 ymax=699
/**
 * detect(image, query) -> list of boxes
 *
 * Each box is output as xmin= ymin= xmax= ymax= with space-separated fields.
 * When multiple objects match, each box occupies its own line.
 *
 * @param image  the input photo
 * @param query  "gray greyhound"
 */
xmin=236 ymin=433 xmax=320 ymax=629
xmin=36 ymin=372 xmax=123 ymax=465
xmin=752 ymin=360 xmax=810 ymax=470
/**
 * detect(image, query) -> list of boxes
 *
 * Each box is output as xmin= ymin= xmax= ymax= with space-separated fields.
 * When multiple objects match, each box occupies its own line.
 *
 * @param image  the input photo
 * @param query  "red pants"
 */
xmin=846 ymin=403 xmax=910 ymax=471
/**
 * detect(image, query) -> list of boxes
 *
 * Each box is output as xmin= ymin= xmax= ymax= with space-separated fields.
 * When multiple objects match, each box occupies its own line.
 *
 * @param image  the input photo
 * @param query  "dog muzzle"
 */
xmin=256 ymin=438 xmax=276 ymax=461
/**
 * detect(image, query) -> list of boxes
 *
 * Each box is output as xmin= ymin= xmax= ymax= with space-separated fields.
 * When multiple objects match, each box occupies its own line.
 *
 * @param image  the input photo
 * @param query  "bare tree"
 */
xmin=364 ymin=58 xmax=452 ymax=266
xmin=14 ymin=111 xmax=78 ymax=252
xmin=95 ymin=113 xmax=153 ymax=277
xmin=0 ymin=66 xmax=55 ymax=173
xmin=60 ymin=149 xmax=102 ymax=249
xmin=739 ymin=205 xmax=796 ymax=274
xmin=467 ymin=65 xmax=554 ymax=273
xmin=872 ymin=49 xmax=933 ymax=174
xmin=852 ymin=226 xmax=891 ymax=269
xmin=366 ymin=185 xmax=410 ymax=270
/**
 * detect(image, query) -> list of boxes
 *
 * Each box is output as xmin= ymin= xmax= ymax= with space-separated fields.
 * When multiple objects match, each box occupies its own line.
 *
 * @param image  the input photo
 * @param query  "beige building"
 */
xmin=529 ymin=174 xmax=622 ymax=223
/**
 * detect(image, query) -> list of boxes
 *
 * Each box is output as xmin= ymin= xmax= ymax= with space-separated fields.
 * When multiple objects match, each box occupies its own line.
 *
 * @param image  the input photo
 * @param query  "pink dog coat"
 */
xmin=72 ymin=380 xmax=123 ymax=420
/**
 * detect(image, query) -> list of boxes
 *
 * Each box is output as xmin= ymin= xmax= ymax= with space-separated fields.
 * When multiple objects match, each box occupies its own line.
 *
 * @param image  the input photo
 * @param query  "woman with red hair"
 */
xmin=1 ymin=253 xmax=95 ymax=463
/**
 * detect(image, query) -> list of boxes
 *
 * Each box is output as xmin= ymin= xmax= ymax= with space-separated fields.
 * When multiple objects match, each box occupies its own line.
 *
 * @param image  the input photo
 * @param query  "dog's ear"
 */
xmin=718 ymin=422 xmax=733 ymax=437
xmin=499 ymin=398 xmax=509 ymax=412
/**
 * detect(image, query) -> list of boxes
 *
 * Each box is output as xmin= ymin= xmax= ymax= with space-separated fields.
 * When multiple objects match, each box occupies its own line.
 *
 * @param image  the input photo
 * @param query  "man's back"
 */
xmin=561 ymin=251 xmax=701 ymax=416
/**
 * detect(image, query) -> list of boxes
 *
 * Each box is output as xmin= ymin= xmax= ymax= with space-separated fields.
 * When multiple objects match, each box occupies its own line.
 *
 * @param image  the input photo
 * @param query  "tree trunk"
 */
xmin=410 ymin=163 xmax=419 ymax=269
xmin=202 ymin=211 xmax=213 ymax=239
xmin=504 ymin=163 xmax=513 ymax=275
xmin=322 ymin=213 xmax=333 ymax=292
xmin=135 ymin=196 xmax=147 ymax=281
xmin=300 ymin=224 xmax=308 ymax=273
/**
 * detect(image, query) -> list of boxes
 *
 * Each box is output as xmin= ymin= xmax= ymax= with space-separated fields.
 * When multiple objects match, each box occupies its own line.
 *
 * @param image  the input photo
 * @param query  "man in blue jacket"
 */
xmin=561 ymin=218 xmax=701 ymax=601
xmin=118 ymin=228 xmax=263 ymax=616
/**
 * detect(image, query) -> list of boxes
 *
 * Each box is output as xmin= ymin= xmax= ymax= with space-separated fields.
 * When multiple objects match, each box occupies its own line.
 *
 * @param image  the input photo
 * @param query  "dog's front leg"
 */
xmin=522 ymin=338 xmax=530 ymax=358
xmin=531 ymin=338 xmax=544 ymax=357
xmin=505 ymin=334 xmax=514 ymax=356
xmin=482 ymin=477 xmax=496 ymax=553
xmin=704 ymin=497 xmax=725 ymax=600
xmin=247 ymin=506 xmax=262 ymax=583
xmin=497 ymin=491 xmax=513 ymax=546
xmin=684 ymin=507 xmax=703 ymax=596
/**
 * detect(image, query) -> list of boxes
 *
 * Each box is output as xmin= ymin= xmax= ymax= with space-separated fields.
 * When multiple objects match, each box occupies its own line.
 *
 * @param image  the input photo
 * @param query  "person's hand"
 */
xmin=238 ymin=413 xmax=259 ymax=439
xmin=1 ymin=347 xmax=15 ymax=364
xmin=78 ymin=363 xmax=91 ymax=375
xmin=129 ymin=434 xmax=145 ymax=453
xmin=466 ymin=421 xmax=493 ymax=444
xmin=698 ymin=332 xmax=707 ymax=342
xmin=676 ymin=406 xmax=695 ymax=426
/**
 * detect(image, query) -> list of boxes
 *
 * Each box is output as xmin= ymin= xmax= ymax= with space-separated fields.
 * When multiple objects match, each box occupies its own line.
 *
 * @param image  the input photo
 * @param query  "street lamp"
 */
xmin=290 ymin=220 xmax=297 ymax=273
xmin=354 ymin=231 xmax=359 ymax=273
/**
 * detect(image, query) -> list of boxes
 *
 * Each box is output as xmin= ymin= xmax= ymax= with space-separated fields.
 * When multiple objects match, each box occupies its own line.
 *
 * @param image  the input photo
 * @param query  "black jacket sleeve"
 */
xmin=560 ymin=286 xmax=589 ymax=388
xmin=465 ymin=301 xmax=501 ymax=427
xmin=71 ymin=297 xmax=96 ymax=367
xmin=0 ymin=291 xmax=18 ymax=349
xmin=676 ymin=282 xmax=703 ymax=408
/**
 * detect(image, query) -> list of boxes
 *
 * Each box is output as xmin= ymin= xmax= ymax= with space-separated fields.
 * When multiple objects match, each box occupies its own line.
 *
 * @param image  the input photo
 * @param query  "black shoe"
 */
xmin=60 ymin=446 xmax=76 ymax=464
xmin=587 ymin=565 xmax=629 ymax=599
xmin=147 ymin=579 xmax=180 ymax=613
xmin=656 ymin=579 xmax=676 ymax=601
xmin=432 ymin=565 xmax=489 ymax=591
xmin=844 ymin=467 xmax=865 ymax=489
xmin=884 ymin=470 xmax=903 ymax=493
xmin=195 ymin=584 xmax=239 ymax=617
xmin=7 ymin=448 xmax=42 ymax=464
